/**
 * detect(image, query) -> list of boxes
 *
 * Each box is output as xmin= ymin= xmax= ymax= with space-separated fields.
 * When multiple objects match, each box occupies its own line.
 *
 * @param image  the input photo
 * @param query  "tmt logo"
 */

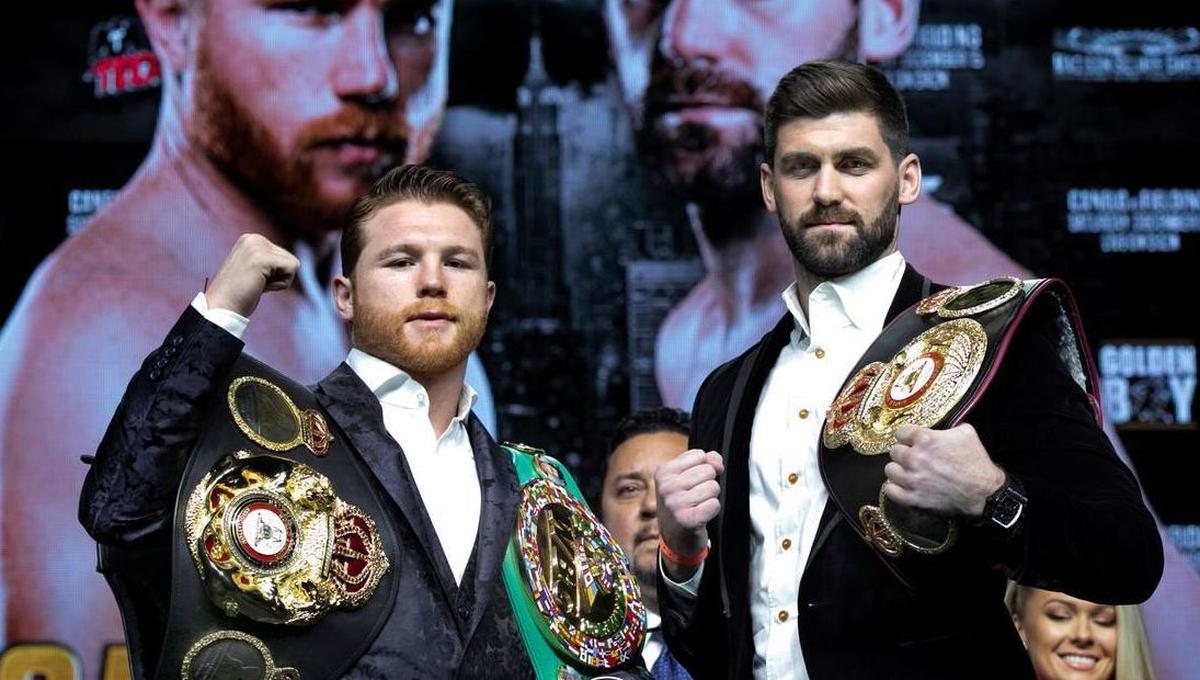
xmin=82 ymin=16 xmax=160 ymax=98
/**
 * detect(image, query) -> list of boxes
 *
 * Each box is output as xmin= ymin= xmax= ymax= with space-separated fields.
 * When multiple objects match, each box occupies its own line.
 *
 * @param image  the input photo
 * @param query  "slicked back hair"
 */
xmin=764 ymin=59 xmax=909 ymax=166
xmin=341 ymin=164 xmax=493 ymax=277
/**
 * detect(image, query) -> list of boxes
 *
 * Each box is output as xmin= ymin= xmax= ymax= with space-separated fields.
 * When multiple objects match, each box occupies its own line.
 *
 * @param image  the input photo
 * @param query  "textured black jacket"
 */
xmin=80 ymin=307 xmax=538 ymax=679
xmin=659 ymin=266 xmax=1163 ymax=680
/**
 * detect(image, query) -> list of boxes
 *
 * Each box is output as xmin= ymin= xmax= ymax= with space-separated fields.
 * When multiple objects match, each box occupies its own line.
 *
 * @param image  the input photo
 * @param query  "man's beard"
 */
xmin=352 ymin=297 xmax=487 ymax=377
xmin=632 ymin=54 xmax=764 ymax=246
xmin=629 ymin=24 xmax=860 ymax=248
xmin=781 ymin=186 xmax=899 ymax=278
xmin=191 ymin=40 xmax=409 ymax=239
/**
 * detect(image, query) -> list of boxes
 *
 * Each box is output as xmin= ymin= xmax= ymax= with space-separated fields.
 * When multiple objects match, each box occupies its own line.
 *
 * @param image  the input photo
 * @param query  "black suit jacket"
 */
xmin=80 ymin=307 xmax=535 ymax=679
xmin=659 ymin=265 xmax=1163 ymax=679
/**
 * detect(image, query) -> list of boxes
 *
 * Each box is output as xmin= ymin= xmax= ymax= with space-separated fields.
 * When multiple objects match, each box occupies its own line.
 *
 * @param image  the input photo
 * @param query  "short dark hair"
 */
xmin=608 ymin=408 xmax=691 ymax=456
xmin=341 ymin=164 xmax=493 ymax=277
xmin=763 ymin=59 xmax=909 ymax=166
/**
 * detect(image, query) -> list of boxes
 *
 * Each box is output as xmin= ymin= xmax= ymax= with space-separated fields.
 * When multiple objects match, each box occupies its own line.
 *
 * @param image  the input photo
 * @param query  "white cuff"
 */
xmin=191 ymin=292 xmax=250 ymax=340
xmin=658 ymin=549 xmax=704 ymax=599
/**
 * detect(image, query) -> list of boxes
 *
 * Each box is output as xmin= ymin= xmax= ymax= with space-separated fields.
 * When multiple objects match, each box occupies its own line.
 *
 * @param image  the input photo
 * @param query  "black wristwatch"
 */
xmin=982 ymin=474 xmax=1027 ymax=534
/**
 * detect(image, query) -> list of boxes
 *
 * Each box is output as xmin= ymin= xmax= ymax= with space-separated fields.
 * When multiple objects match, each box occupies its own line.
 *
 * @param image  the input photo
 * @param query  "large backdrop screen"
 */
xmin=2 ymin=0 xmax=1197 ymax=678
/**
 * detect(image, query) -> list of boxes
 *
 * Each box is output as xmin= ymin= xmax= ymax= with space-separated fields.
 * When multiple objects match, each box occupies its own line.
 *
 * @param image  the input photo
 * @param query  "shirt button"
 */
xmin=781 ymin=538 xmax=792 ymax=550
xmin=814 ymin=348 xmax=826 ymax=359
xmin=787 ymin=473 xmax=799 ymax=485
xmin=777 ymin=610 xmax=789 ymax=623
xmin=798 ymin=408 xmax=809 ymax=419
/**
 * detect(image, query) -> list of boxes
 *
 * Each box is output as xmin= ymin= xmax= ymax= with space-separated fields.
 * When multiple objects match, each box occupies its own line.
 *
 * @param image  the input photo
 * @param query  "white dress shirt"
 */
xmin=662 ymin=252 xmax=906 ymax=680
xmin=345 ymin=348 xmax=481 ymax=585
xmin=192 ymin=293 xmax=483 ymax=585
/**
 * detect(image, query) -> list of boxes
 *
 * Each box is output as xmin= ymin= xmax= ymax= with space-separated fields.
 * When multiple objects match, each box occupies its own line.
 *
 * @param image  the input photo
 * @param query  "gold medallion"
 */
xmin=842 ymin=319 xmax=987 ymax=455
xmin=184 ymin=454 xmax=388 ymax=625
xmin=935 ymin=276 xmax=1023 ymax=319
xmin=181 ymin=630 xmax=299 ymax=680
xmin=915 ymin=286 xmax=960 ymax=315
xmin=858 ymin=483 xmax=958 ymax=558
xmin=823 ymin=362 xmax=886 ymax=449
xmin=228 ymin=376 xmax=332 ymax=456
xmin=858 ymin=505 xmax=902 ymax=557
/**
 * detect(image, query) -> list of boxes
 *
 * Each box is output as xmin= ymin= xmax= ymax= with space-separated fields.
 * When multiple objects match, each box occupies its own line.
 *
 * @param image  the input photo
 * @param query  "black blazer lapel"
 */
xmin=886 ymin=263 xmax=936 ymax=324
xmin=462 ymin=416 xmax=520 ymax=642
xmin=313 ymin=363 xmax=460 ymax=600
xmin=719 ymin=314 xmax=794 ymax=634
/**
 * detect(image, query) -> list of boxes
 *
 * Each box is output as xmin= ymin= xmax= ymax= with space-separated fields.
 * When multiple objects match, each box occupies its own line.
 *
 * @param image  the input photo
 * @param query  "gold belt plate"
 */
xmin=916 ymin=276 xmax=1023 ymax=319
xmin=228 ymin=376 xmax=332 ymax=456
xmin=184 ymin=453 xmax=388 ymax=625
xmin=859 ymin=482 xmax=959 ymax=557
xmin=824 ymin=318 xmax=988 ymax=455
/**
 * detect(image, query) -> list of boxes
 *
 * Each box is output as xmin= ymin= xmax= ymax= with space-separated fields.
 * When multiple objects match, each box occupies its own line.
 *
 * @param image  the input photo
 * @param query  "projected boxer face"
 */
xmin=176 ymin=0 xmax=451 ymax=237
xmin=604 ymin=0 xmax=859 ymax=213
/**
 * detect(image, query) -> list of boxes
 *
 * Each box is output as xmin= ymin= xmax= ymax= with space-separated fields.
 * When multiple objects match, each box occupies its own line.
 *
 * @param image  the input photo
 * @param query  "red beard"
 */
xmin=351 ymin=297 xmax=487 ymax=377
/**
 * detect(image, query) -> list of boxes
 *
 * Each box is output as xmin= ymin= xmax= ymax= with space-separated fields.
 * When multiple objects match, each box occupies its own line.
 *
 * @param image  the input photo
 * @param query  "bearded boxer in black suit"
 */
xmin=81 ymin=165 xmax=649 ymax=679
xmin=653 ymin=61 xmax=1162 ymax=680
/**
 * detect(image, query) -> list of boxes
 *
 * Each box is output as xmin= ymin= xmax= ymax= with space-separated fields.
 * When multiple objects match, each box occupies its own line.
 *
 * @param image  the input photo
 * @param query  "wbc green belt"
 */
xmin=500 ymin=443 xmax=647 ymax=679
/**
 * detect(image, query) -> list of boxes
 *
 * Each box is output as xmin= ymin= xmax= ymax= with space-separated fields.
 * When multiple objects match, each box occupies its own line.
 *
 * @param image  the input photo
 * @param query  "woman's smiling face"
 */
xmin=1015 ymin=588 xmax=1118 ymax=680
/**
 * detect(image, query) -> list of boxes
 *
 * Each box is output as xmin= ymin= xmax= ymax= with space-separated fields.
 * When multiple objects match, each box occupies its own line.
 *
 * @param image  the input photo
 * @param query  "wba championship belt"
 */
xmin=819 ymin=277 xmax=1102 ymax=586
xmin=157 ymin=356 xmax=398 ymax=679
xmin=500 ymin=443 xmax=647 ymax=679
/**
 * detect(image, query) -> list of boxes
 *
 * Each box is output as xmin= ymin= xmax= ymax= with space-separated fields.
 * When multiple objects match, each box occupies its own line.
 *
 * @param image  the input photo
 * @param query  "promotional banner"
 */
xmin=2 ymin=1 xmax=1196 ymax=678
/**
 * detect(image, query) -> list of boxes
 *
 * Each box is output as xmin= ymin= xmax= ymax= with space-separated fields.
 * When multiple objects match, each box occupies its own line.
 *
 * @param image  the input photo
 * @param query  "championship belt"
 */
xmin=819 ymin=277 xmax=1102 ymax=585
xmin=500 ymin=443 xmax=647 ymax=679
xmin=157 ymin=356 xmax=399 ymax=679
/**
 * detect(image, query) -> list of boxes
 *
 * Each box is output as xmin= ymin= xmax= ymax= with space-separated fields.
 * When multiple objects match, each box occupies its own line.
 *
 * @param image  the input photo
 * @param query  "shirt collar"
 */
xmin=344 ymin=348 xmax=478 ymax=422
xmin=781 ymin=251 xmax=907 ymax=340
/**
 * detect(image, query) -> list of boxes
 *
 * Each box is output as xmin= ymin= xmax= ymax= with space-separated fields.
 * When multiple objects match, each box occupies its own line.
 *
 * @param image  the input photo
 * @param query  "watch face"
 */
xmin=989 ymin=487 xmax=1026 ymax=529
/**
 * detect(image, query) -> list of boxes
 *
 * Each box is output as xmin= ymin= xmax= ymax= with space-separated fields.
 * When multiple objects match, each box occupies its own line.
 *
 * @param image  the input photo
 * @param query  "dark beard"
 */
xmin=629 ymin=21 xmax=860 ymax=248
xmin=632 ymin=54 xmax=765 ymax=247
xmin=190 ymin=39 xmax=408 ymax=239
xmin=781 ymin=186 xmax=899 ymax=278
xmin=352 ymin=297 xmax=487 ymax=378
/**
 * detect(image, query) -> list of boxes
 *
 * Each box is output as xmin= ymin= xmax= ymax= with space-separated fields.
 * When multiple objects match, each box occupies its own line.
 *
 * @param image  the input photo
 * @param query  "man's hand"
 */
xmin=883 ymin=423 xmax=1005 ymax=517
xmin=205 ymin=234 xmax=300 ymax=318
xmin=655 ymin=449 xmax=723 ymax=581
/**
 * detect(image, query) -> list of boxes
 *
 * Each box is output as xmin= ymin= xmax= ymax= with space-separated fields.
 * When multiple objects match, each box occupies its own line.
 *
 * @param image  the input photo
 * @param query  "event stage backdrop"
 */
xmin=2 ymin=0 xmax=1197 ymax=678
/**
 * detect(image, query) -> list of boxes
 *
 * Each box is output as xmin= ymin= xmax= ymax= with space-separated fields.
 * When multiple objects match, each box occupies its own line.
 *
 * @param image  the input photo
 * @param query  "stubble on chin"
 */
xmin=351 ymin=299 xmax=487 ymax=377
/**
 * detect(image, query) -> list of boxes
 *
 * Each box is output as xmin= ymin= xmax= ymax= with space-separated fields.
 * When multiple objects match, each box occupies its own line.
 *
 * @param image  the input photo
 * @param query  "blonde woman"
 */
xmin=1006 ymin=583 xmax=1157 ymax=680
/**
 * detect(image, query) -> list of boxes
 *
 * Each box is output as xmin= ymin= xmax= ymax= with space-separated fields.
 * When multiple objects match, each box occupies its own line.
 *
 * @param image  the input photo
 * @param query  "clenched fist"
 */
xmin=883 ymin=423 xmax=1006 ymax=517
xmin=205 ymin=234 xmax=300 ymax=318
xmin=654 ymin=448 xmax=724 ymax=580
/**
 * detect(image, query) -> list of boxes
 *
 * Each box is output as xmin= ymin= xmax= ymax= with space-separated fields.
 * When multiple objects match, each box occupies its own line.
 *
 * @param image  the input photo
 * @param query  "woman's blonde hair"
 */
xmin=1004 ymin=582 xmax=1157 ymax=680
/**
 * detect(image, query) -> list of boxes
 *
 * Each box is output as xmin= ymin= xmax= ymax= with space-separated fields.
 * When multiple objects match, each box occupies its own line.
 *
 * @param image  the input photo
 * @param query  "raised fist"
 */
xmin=205 ymin=234 xmax=301 ymax=318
